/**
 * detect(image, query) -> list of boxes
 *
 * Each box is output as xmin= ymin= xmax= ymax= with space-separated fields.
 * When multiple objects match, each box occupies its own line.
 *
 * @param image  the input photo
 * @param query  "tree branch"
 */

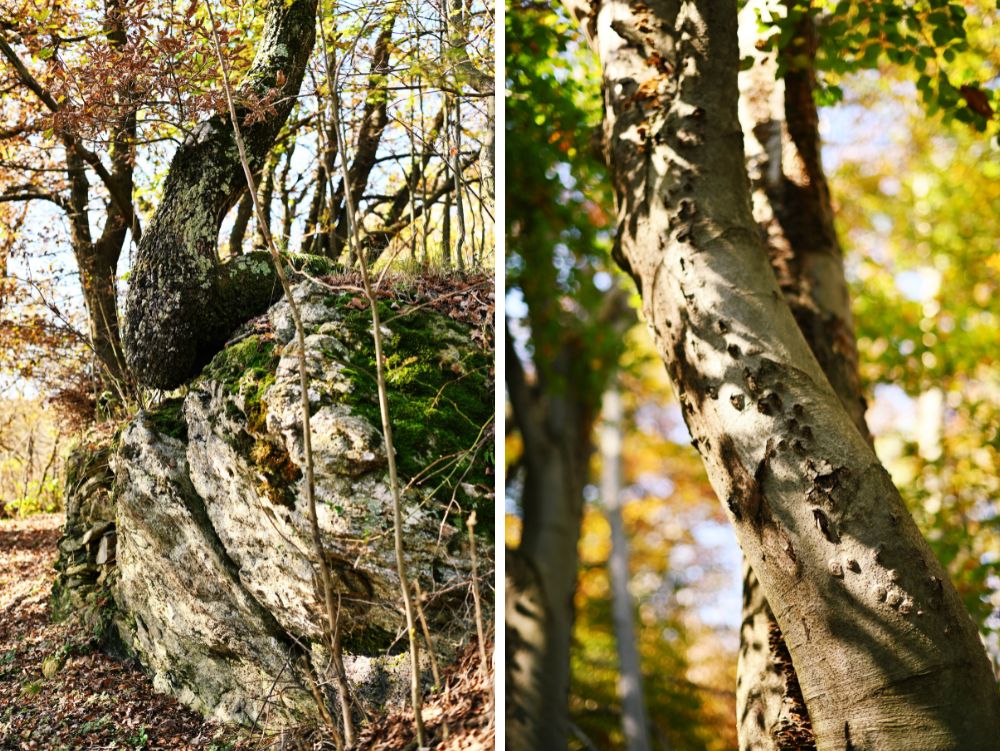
xmin=0 ymin=30 xmax=141 ymax=239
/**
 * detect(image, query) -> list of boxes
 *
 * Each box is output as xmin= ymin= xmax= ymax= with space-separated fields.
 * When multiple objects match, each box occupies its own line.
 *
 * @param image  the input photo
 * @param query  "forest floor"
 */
xmin=0 ymin=514 xmax=259 ymax=751
xmin=0 ymin=515 xmax=495 ymax=750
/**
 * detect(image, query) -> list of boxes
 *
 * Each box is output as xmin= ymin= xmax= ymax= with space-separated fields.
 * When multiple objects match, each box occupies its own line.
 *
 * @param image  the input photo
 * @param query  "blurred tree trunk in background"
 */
xmin=600 ymin=383 xmax=654 ymax=751
xmin=505 ymin=333 xmax=594 ymax=750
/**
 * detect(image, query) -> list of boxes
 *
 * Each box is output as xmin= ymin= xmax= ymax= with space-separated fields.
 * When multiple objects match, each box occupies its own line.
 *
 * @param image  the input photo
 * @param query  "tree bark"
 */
xmin=330 ymin=13 xmax=397 ymax=260
xmin=735 ymin=6 xmax=874 ymax=749
xmin=123 ymin=0 xmax=317 ymax=389
xmin=505 ymin=329 xmax=593 ymax=751
xmin=2 ymin=0 xmax=136 ymax=390
xmin=565 ymin=1 xmax=1000 ymax=747
xmin=362 ymin=107 xmax=445 ymax=262
xmin=252 ymin=155 xmax=277 ymax=252
xmin=228 ymin=191 xmax=253 ymax=256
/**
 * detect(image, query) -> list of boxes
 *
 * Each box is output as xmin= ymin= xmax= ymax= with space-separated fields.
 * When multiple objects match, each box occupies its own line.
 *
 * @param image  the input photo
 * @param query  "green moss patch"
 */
xmin=333 ymin=296 xmax=494 ymax=528
xmin=204 ymin=334 xmax=298 ymax=506
xmin=146 ymin=397 xmax=187 ymax=441
xmin=283 ymin=251 xmax=340 ymax=277
xmin=204 ymin=334 xmax=279 ymax=433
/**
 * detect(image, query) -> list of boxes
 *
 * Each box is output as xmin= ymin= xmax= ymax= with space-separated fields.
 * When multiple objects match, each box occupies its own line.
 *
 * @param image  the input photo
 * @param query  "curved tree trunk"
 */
xmin=564 ymin=1 xmax=1000 ymax=747
xmin=123 ymin=0 xmax=317 ymax=389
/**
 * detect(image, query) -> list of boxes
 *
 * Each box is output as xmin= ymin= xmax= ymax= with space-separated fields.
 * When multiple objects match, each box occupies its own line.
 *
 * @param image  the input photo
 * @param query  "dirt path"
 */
xmin=0 ymin=514 xmax=257 ymax=751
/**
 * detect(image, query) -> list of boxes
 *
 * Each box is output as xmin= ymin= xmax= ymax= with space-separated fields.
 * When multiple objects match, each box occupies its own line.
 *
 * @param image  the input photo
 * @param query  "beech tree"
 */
xmin=557 ymin=0 xmax=1000 ymax=748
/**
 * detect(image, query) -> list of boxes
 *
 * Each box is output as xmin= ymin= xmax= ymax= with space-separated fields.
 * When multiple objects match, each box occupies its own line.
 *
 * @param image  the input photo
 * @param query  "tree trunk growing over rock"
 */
xmin=123 ymin=0 xmax=317 ymax=389
xmin=565 ymin=0 xmax=1000 ymax=747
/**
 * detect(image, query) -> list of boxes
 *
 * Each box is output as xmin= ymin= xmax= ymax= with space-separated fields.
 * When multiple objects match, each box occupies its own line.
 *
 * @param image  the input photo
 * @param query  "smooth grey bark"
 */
xmin=600 ymin=384 xmax=653 ymax=751
xmin=123 ymin=0 xmax=317 ymax=389
xmin=735 ymin=6 xmax=865 ymax=749
xmin=565 ymin=1 xmax=1000 ymax=748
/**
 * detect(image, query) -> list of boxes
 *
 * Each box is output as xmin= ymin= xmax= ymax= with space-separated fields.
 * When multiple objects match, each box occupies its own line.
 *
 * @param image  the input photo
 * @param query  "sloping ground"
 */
xmin=1 ymin=515 xmax=495 ymax=751
xmin=0 ymin=514 xmax=261 ymax=750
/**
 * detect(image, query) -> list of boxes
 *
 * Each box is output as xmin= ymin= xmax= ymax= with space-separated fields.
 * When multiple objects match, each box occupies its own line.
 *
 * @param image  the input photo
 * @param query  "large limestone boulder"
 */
xmin=57 ymin=278 xmax=494 ymax=730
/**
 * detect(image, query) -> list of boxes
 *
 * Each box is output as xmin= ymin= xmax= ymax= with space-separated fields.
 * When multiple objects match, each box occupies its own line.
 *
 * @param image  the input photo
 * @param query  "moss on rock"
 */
xmin=204 ymin=334 xmax=279 ymax=433
xmin=332 ymin=296 xmax=494 ymax=527
xmin=146 ymin=397 xmax=188 ymax=441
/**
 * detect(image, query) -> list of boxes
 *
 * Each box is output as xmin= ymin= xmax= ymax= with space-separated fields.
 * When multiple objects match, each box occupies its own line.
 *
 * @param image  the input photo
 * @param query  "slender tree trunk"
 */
xmin=78 ymin=248 xmax=126 ymax=386
xmin=253 ymin=158 xmax=276 ymax=252
xmin=735 ymin=7 xmax=873 ymax=748
xmin=62 ymin=0 xmax=136 ymax=391
xmin=228 ymin=191 xmax=253 ymax=256
xmin=505 ymin=333 xmax=593 ymax=751
xmin=601 ymin=383 xmax=653 ymax=751
xmin=123 ymin=0 xmax=317 ymax=389
xmin=452 ymin=100 xmax=466 ymax=272
xmin=330 ymin=12 xmax=398 ymax=261
xmin=441 ymin=160 xmax=452 ymax=269
xmin=565 ymin=1 xmax=1000 ymax=747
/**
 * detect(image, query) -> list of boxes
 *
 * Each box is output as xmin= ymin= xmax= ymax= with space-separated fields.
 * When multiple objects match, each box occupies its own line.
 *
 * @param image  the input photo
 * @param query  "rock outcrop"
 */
xmin=55 ymin=278 xmax=494 ymax=730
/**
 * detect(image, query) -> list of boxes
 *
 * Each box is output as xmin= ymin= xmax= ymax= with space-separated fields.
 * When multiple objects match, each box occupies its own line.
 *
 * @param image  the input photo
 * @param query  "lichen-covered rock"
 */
xmin=52 ymin=433 xmax=119 ymax=625
xmin=62 ymin=279 xmax=494 ymax=732
xmin=114 ymin=416 xmax=313 ymax=725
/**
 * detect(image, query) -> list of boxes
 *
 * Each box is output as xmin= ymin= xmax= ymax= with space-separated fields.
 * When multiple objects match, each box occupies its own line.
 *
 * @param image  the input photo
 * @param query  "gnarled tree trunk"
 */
xmin=123 ymin=0 xmax=317 ymax=389
xmin=565 ymin=0 xmax=1000 ymax=747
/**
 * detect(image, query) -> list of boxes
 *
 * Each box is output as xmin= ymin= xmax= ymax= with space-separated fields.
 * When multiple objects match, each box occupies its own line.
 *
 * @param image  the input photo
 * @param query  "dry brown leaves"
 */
xmin=0 ymin=514 xmax=261 ymax=751
xmin=354 ymin=636 xmax=495 ymax=751
xmin=315 ymin=271 xmax=495 ymax=354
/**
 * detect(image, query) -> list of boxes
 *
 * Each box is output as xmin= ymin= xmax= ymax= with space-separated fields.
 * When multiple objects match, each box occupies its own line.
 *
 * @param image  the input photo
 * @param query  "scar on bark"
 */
xmin=719 ymin=433 xmax=766 ymax=525
xmin=769 ymin=617 xmax=816 ymax=751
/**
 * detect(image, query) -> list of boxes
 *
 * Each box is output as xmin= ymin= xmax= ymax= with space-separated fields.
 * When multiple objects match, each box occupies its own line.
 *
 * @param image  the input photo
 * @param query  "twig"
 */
xmin=466 ymin=510 xmax=488 ymax=677
xmin=204 ymin=3 xmax=350 ymax=742
xmin=412 ymin=579 xmax=443 ymax=690
xmin=320 ymin=7 xmax=426 ymax=745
